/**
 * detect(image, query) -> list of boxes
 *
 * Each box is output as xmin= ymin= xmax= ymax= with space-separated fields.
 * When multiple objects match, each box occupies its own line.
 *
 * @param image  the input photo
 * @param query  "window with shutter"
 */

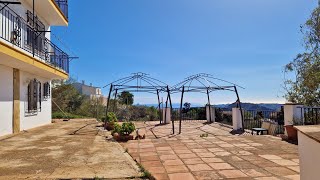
xmin=27 ymin=79 xmax=42 ymax=114
xmin=43 ymin=82 xmax=51 ymax=100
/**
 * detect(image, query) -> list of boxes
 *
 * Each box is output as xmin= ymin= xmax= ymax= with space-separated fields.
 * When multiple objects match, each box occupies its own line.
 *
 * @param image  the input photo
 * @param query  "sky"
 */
xmin=52 ymin=0 xmax=317 ymax=105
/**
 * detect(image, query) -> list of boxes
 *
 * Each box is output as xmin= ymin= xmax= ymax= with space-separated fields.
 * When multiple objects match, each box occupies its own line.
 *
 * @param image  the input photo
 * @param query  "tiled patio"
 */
xmin=123 ymin=121 xmax=300 ymax=180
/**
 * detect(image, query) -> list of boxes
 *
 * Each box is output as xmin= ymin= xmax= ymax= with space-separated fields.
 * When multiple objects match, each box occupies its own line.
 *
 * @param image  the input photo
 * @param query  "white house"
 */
xmin=0 ymin=0 xmax=69 ymax=136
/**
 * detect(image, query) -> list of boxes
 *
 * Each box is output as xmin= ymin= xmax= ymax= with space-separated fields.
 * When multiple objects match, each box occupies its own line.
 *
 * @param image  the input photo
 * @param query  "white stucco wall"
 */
xmin=20 ymin=71 xmax=52 ymax=130
xmin=298 ymin=132 xmax=320 ymax=180
xmin=232 ymin=108 xmax=243 ymax=130
xmin=206 ymin=106 xmax=215 ymax=123
xmin=0 ymin=65 xmax=13 ymax=136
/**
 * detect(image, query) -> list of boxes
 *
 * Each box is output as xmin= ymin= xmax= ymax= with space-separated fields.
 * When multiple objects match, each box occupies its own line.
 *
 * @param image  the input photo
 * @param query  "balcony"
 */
xmin=0 ymin=4 xmax=69 ymax=75
xmin=22 ymin=0 xmax=68 ymax=26
xmin=53 ymin=0 xmax=68 ymax=20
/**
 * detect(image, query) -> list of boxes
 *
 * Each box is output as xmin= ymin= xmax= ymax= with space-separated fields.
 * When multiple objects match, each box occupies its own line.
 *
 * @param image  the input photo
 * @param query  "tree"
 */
xmin=117 ymin=91 xmax=134 ymax=105
xmin=52 ymin=84 xmax=85 ymax=113
xmin=284 ymin=5 xmax=320 ymax=106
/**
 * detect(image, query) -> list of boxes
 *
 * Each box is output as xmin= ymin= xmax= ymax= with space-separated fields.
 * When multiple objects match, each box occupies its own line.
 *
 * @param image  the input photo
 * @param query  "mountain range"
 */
xmin=140 ymin=103 xmax=283 ymax=111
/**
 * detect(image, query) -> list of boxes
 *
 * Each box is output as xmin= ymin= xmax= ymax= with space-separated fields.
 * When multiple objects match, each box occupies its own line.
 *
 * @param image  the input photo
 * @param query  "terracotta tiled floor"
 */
xmin=122 ymin=121 xmax=300 ymax=180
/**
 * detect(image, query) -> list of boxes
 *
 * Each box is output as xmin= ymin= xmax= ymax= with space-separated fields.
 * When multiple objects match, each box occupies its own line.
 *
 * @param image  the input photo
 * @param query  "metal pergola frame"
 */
xmin=103 ymin=72 xmax=174 ymax=132
xmin=171 ymin=73 xmax=245 ymax=134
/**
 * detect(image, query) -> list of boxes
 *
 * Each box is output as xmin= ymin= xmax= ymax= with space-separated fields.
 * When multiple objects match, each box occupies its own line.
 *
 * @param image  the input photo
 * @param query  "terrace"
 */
xmin=123 ymin=121 xmax=300 ymax=180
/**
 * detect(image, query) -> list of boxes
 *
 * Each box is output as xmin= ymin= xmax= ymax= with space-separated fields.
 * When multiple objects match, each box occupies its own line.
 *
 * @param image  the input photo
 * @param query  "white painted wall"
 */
xmin=298 ymin=132 xmax=320 ymax=180
xmin=232 ymin=108 xmax=243 ymax=130
xmin=206 ymin=105 xmax=215 ymax=123
xmin=162 ymin=108 xmax=171 ymax=124
xmin=284 ymin=103 xmax=304 ymax=125
xmin=0 ymin=65 xmax=13 ymax=136
xmin=20 ymin=70 xmax=52 ymax=130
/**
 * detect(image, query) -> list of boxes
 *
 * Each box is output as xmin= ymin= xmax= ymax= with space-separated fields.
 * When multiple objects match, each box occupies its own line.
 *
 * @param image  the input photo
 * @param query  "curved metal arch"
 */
xmin=103 ymin=72 xmax=172 ymax=131
xmin=171 ymin=73 xmax=245 ymax=134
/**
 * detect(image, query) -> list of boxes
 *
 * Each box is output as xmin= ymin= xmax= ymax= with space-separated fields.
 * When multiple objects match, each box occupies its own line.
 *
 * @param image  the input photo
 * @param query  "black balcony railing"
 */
xmin=54 ymin=0 xmax=68 ymax=19
xmin=0 ymin=4 xmax=69 ymax=73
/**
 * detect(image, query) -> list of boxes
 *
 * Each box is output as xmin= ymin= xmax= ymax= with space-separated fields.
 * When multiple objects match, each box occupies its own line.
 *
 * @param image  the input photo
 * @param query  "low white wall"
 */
xmin=206 ymin=106 xmax=215 ymax=123
xmin=162 ymin=108 xmax=171 ymax=124
xmin=298 ymin=131 xmax=320 ymax=180
xmin=232 ymin=108 xmax=243 ymax=130
xmin=0 ymin=65 xmax=13 ymax=136
xmin=20 ymin=71 xmax=52 ymax=130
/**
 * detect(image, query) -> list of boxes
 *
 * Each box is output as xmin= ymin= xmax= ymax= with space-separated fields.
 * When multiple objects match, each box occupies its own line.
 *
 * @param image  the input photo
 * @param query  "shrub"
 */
xmin=120 ymin=122 xmax=136 ymax=135
xmin=52 ymin=111 xmax=85 ymax=119
xmin=111 ymin=122 xmax=136 ymax=136
xmin=103 ymin=112 xmax=118 ymax=123
xmin=112 ymin=123 xmax=121 ymax=135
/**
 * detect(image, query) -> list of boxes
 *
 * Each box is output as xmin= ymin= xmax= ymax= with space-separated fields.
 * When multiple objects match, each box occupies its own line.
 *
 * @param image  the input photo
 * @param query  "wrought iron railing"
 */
xmin=242 ymin=109 xmax=285 ymax=134
xmin=54 ymin=0 xmax=68 ymax=19
xmin=0 ymin=3 xmax=69 ymax=73
xmin=299 ymin=107 xmax=320 ymax=125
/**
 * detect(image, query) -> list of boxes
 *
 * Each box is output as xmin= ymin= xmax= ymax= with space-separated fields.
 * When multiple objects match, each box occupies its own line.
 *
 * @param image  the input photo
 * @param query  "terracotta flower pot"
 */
xmin=113 ymin=134 xmax=133 ymax=142
xmin=285 ymin=125 xmax=298 ymax=141
xmin=106 ymin=122 xmax=115 ymax=131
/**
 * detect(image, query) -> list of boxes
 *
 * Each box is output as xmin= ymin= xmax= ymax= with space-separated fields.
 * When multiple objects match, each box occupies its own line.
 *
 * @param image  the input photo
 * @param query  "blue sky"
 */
xmin=53 ymin=0 xmax=317 ymax=105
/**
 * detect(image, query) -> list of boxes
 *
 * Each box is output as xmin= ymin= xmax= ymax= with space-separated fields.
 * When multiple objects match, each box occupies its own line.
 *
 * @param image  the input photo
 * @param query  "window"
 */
xmin=43 ymin=82 xmax=51 ymax=100
xmin=27 ymin=79 xmax=41 ymax=113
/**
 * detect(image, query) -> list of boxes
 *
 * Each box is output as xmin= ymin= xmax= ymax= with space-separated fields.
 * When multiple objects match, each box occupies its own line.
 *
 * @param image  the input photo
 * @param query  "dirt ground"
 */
xmin=0 ymin=119 xmax=141 ymax=180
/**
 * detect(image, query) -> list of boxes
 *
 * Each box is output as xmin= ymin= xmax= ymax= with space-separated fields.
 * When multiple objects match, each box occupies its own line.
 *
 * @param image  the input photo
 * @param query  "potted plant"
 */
xmin=105 ymin=112 xmax=118 ymax=131
xmin=285 ymin=118 xmax=303 ymax=141
xmin=112 ymin=122 xmax=136 ymax=142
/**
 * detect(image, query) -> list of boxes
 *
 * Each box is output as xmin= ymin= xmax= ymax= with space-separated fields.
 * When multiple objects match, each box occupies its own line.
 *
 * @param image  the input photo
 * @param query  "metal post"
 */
xmin=206 ymin=88 xmax=212 ymax=123
xmin=234 ymin=86 xmax=244 ymax=131
xmin=179 ymin=86 xmax=185 ymax=134
xmin=167 ymin=86 xmax=174 ymax=134
xmin=113 ymin=89 xmax=118 ymax=112
xmin=157 ymin=89 xmax=162 ymax=124
xmin=105 ymin=84 xmax=113 ymax=129
xmin=32 ymin=0 xmax=35 ymax=57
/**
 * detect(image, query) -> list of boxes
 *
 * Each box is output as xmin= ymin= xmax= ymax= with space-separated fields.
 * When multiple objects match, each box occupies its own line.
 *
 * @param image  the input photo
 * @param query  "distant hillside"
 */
xmin=216 ymin=103 xmax=283 ymax=111
xmin=142 ymin=103 xmax=283 ymax=111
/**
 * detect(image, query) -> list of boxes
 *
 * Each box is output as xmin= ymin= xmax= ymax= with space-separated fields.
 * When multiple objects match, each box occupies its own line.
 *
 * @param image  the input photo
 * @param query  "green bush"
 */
xmin=111 ymin=122 xmax=136 ymax=136
xmin=103 ymin=112 xmax=118 ymax=123
xmin=111 ymin=123 xmax=121 ymax=135
xmin=52 ymin=111 xmax=85 ymax=119
xmin=121 ymin=122 xmax=135 ymax=135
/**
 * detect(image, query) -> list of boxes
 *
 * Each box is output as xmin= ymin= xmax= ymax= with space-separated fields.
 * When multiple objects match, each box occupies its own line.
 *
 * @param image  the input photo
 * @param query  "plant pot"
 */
xmin=113 ymin=134 xmax=134 ymax=142
xmin=106 ymin=122 xmax=115 ymax=131
xmin=285 ymin=125 xmax=298 ymax=141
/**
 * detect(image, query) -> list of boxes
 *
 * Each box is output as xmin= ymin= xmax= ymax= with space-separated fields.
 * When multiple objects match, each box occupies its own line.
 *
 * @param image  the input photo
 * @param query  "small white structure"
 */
xmin=295 ymin=126 xmax=320 ymax=180
xmin=206 ymin=105 xmax=215 ymax=123
xmin=284 ymin=103 xmax=304 ymax=126
xmin=232 ymin=108 xmax=243 ymax=130
xmin=162 ymin=108 xmax=171 ymax=124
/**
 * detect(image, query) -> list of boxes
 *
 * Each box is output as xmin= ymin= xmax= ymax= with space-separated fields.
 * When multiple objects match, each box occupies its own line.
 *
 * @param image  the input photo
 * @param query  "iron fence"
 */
xmin=0 ymin=4 xmax=69 ymax=73
xmin=299 ymin=107 xmax=320 ymax=125
xmin=54 ymin=0 xmax=68 ymax=19
xmin=243 ymin=109 xmax=284 ymax=134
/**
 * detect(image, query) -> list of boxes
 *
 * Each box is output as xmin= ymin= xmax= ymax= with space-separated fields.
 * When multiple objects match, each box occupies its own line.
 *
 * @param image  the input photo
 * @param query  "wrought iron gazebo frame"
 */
xmin=103 ymin=73 xmax=174 ymax=131
xmin=171 ymin=73 xmax=245 ymax=134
